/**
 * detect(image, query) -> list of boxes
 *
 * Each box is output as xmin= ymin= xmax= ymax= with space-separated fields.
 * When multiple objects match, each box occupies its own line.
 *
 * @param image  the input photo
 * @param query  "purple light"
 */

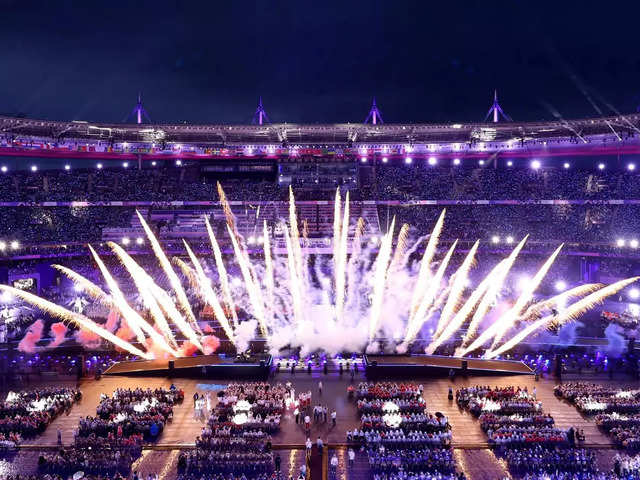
xmin=404 ymin=157 xmax=413 ymax=164
xmin=428 ymin=156 xmax=437 ymax=165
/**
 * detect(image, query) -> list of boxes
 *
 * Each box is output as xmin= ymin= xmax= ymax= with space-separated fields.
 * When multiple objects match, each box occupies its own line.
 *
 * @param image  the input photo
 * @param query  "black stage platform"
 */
xmin=365 ymin=354 xmax=533 ymax=379
xmin=103 ymin=354 xmax=272 ymax=379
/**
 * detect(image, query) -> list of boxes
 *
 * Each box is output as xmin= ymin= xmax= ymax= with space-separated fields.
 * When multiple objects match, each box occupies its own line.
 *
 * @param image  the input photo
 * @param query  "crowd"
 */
xmin=457 ymin=385 xmax=597 ymax=478
xmin=556 ymin=382 xmax=640 ymax=449
xmin=178 ymin=382 xmax=283 ymax=478
xmin=347 ymin=382 xmax=462 ymax=480
xmin=38 ymin=385 xmax=183 ymax=476
xmin=0 ymin=387 xmax=80 ymax=447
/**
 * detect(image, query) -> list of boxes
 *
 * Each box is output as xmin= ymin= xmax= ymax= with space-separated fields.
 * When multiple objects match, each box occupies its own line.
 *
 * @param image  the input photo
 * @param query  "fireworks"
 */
xmin=10 ymin=187 xmax=638 ymax=359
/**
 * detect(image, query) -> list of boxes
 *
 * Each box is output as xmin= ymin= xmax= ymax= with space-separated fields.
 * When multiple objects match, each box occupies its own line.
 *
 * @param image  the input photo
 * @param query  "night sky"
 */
xmin=0 ymin=0 xmax=638 ymax=125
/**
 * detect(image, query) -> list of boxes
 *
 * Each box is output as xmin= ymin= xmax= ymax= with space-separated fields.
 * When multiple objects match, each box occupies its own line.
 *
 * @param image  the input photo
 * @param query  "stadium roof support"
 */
xmin=128 ymin=92 xmax=151 ymax=124
xmin=252 ymin=97 xmax=270 ymax=125
xmin=485 ymin=90 xmax=511 ymax=123
xmin=364 ymin=97 xmax=383 ymax=125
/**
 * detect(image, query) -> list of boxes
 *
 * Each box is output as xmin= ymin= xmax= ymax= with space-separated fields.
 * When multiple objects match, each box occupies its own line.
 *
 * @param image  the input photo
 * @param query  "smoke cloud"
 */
xmin=18 ymin=319 xmax=44 ymax=353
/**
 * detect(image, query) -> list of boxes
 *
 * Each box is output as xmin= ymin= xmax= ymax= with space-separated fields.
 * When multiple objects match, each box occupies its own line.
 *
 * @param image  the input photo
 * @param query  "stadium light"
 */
xmin=122 ymin=237 xmax=130 ymax=245
xmin=491 ymin=235 xmax=500 ymax=244
xmin=97 ymin=163 xmax=103 ymax=169
xmin=404 ymin=157 xmax=412 ymax=164
xmin=563 ymin=163 xmax=570 ymax=169
xmin=382 ymin=157 xmax=388 ymax=163
xmin=247 ymin=236 xmax=256 ymax=245
xmin=506 ymin=236 xmax=514 ymax=244
xmin=428 ymin=156 xmax=437 ymax=165
xmin=136 ymin=237 xmax=144 ymax=245
xmin=517 ymin=276 xmax=530 ymax=291
xmin=360 ymin=157 xmax=367 ymax=163
xmin=616 ymin=238 xmax=625 ymax=247
xmin=479 ymin=160 xmax=485 ymax=165
xmin=1 ymin=166 xmax=7 ymax=173
xmin=10 ymin=241 xmax=19 ymax=250
xmin=123 ymin=162 xmax=129 ymax=168
xmin=30 ymin=165 xmax=37 ymax=172
xmin=0 ymin=241 xmax=6 ymax=251
xmin=64 ymin=164 xmax=71 ymax=171
xmin=531 ymin=160 xmax=541 ymax=170
xmin=507 ymin=160 xmax=513 ymax=167
xmin=630 ymin=288 xmax=640 ymax=300
xmin=151 ymin=161 xmax=157 ymax=166
xmin=453 ymin=158 xmax=461 ymax=165
xmin=629 ymin=163 xmax=636 ymax=171
xmin=598 ymin=163 xmax=605 ymax=170
xmin=555 ymin=280 xmax=567 ymax=292
xmin=631 ymin=239 xmax=639 ymax=249
xmin=175 ymin=160 xmax=183 ymax=166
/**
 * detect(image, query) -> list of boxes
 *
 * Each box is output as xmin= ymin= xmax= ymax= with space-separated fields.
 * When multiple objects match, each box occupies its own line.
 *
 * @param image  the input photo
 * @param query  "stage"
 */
xmin=103 ymin=354 xmax=272 ymax=379
xmin=364 ymin=354 xmax=533 ymax=378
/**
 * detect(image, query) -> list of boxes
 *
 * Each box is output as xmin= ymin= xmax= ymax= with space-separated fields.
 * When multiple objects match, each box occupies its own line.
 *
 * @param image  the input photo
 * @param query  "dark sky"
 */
xmin=0 ymin=0 xmax=638 ymax=125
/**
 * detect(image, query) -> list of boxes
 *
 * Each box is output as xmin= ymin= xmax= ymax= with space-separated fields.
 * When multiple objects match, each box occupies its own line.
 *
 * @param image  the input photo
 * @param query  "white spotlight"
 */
xmin=453 ymin=158 xmax=461 ymax=165
xmin=10 ymin=241 xmax=19 ymax=250
xmin=382 ymin=157 xmax=388 ymax=163
xmin=64 ymin=164 xmax=71 ymax=171
xmin=629 ymin=163 xmax=636 ymax=171
xmin=136 ymin=237 xmax=144 ymax=245
xmin=122 ymin=237 xmax=130 ymax=245
xmin=247 ymin=236 xmax=256 ymax=245
xmin=598 ymin=163 xmax=605 ymax=170
xmin=123 ymin=162 xmax=129 ymax=168
xmin=428 ymin=156 xmax=437 ymax=165
xmin=491 ymin=235 xmax=500 ymax=244
xmin=151 ymin=161 xmax=157 ymax=166
xmin=564 ymin=162 xmax=570 ymax=169
xmin=531 ymin=160 xmax=541 ymax=169
xmin=479 ymin=160 xmax=485 ymax=165
xmin=517 ymin=276 xmax=530 ymax=291
xmin=617 ymin=238 xmax=626 ymax=248
xmin=506 ymin=236 xmax=514 ymax=244
xmin=30 ymin=165 xmax=37 ymax=172
xmin=507 ymin=160 xmax=513 ymax=167
xmin=360 ymin=157 xmax=367 ymax=163
xmin=555 ymin=280 xmax=567 ymax=292
xmin=175 ymin=160 xmax=183 ymax=166
xmin=97 ymin=163 xmax=103 ymax=169
xmin=630 ymin=288 xmax=640 ymax=300
xmin=0 ymin=166 xmax=6 ymax=173
xmin=0 ymin=241 xmax=6 ymax=251
xmin=631 ymin=239 xmax=639 ymax=249
xmin=404 ymin=157 xmax=412 ymax=164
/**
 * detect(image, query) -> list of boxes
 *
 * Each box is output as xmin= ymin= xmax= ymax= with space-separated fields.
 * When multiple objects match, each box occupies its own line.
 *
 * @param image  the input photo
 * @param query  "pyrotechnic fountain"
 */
xmin=2 ymin=185 xmax=637 ymax=360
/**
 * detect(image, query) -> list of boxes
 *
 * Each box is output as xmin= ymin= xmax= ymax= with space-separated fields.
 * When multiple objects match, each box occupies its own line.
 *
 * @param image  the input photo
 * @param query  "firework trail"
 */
xmin=346 ymin=217 xmax=366 ymax=312
xmin=283 ymin=221 xmax=305 ymax=327
xmin=404 ymin=239 xmax=458 ymax=344
xmin=136 ymin=211 xmax=201 ymax=335
xmin=409 ymin=209 xmax=446 ymax=324
xmin=108 ymin=242 xmax=177 ymax=348
xmin=174 ymin=257 xmax=199 ymax=289
xmin=489 ymin=244 xmax=564 ymax=349
xmin=288 ymin=186 xmax=306 ymax=286
xmin=217 ymin=182 xmax=241 ymax=242
xmin=486 ymin=277 xmax=640 ymax=358
xmin=227 ymin=223 xmax=268 ymax=336
xmin=460 ymin=236 xmax=529 ymax=355
xmin=0 ymin=285 xmax=152 ymax=359
xmin=333 ymin=187 xmax=342 ymax=273
xmin=391 ymin=223 xmax=411 ymax=270
xmin=182 ymin=240 xmax=235 ymax=344
xmin=205 ymin=216 xmax=238 ymax=327
xmin=369 ymin=217 xmax=396 ymax=341
xmin=335 ymin=191 xmax=350 ymax=323
xmin=427 ymin=240 xmax=480 ymax=352
xmin=88 ymin=245 xmax=179 ymax=357
xmin=521 ymin=283 xmax=602 ymax=321
xmin=52 ymin=265 xmax=112 ymax=306
xmin=263 ymin=220 xmax=275 ymax=320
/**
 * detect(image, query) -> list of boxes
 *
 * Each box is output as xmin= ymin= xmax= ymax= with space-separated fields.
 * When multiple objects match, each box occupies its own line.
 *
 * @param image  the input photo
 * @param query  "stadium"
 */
xmin=1 ymin=95 xmax=640 ymax=479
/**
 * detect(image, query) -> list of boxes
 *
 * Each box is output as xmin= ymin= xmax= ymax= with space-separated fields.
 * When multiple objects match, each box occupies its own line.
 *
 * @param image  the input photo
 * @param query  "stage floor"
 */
xmin=365 ymin=354 xmax=534 ymax=375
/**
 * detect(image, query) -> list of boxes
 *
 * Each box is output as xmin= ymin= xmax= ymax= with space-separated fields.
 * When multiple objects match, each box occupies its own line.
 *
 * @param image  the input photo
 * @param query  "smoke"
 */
xmin=201 ymin=335 xmax=221 ymax=354
xmin=105 ymin=309 xmax=119 ymax=332
xmin=18 ymin=319 xmax=44 ymax=353
xmin=48 ymin=322 xmax=68 ymax=348
xmin=235 ymin=319 xmax=258 ymax=353
xmin=603 ymin=323 xmax=626 ymax=355
xmin=75 ymin=328 xmax=101 ymax=348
